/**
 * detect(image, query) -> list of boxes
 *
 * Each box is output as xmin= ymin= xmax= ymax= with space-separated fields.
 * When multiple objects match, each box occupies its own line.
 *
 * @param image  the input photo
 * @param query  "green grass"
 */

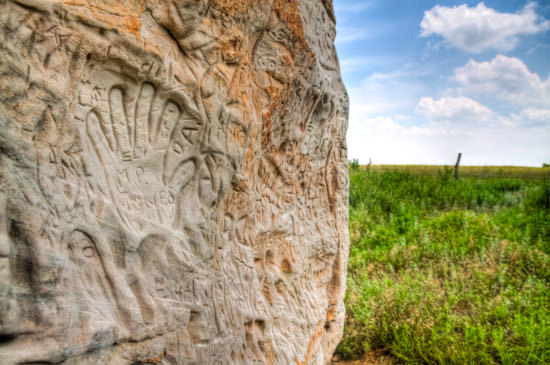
xmin=337 ymin=165 xmax=550 ymax=364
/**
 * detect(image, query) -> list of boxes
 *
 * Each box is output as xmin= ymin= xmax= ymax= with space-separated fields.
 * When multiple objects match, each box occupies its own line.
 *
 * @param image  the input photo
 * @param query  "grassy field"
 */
xmin=336 ymin=165 xmax=550 ymax=364
xmin=363 ymin=164 xmax=548 ymax=181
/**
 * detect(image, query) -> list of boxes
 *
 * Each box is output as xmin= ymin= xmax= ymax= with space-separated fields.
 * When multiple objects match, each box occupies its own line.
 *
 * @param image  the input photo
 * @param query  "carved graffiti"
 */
xmin=0 ymin=0 xmax=348 ymax=363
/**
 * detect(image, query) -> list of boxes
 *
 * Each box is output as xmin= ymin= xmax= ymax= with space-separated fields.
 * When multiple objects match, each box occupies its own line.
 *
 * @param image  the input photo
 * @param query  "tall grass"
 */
xmin=337 ymin=166 xmax=550 ymax=363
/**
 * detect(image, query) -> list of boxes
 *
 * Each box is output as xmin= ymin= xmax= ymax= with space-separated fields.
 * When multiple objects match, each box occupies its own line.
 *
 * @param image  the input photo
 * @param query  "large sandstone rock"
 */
xmin=0 ymin=0 xmax=349 ymax=363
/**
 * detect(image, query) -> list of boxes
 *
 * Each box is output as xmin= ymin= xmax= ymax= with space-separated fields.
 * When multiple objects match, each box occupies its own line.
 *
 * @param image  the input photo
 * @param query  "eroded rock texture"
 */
xmin=0 ymin=0 xmax=349 ymax=363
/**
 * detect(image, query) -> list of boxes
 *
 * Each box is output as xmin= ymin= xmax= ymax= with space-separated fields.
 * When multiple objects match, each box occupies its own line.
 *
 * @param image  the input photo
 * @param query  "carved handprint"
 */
xmin=86 ymin=82 xmax=200 ymax=233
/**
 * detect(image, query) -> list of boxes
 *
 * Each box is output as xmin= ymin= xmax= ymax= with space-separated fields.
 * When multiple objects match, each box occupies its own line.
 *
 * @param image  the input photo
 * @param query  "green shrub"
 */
xmin=349 ymin=158 xmax=360 ymax=170
xmin=337 ymin=168 xmax=550 ymax=363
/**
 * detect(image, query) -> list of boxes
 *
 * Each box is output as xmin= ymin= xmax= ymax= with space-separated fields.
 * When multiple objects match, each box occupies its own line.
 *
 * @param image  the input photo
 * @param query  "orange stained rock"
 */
xmin=273 ymin=0 xmax=305 ymax=41
xmin=135 ymin=352 xmax=164 ymax=364
xmin=63 ymin=0 xmax=146 ymax=38
xmin=296 ymin=319 xmax=324 ymax=365
xmin=211 ymin=0 xmax=263 ymax=17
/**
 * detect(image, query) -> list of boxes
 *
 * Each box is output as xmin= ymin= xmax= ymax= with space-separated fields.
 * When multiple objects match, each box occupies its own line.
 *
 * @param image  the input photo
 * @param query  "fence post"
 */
xmin=454 ymin=153 xmax=462 ymax=180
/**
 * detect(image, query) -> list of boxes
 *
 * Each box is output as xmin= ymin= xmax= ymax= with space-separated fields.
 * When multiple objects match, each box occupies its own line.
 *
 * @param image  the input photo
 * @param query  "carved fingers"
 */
xmin=84 ymin=81 xmax=213 ymax=231
xmin=153 ymin=100 xmax=181 ymax=150
xmin=108 ymin=87 xmax=133 ymax=161
xmin=134 ymin=83 xmax=154 ymax=159
xmin=163 ymin=113 xmax=202 ymax=192
xmin=87 ymin=82 xmax=185 ymax=164
xmin=86 ymin=110 xmax=116 ymax=168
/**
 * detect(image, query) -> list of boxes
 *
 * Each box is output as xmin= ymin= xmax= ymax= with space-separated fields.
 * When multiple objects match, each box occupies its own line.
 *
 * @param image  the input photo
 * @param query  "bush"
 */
xmin=349 ymin=158 xmax=360 ymax=170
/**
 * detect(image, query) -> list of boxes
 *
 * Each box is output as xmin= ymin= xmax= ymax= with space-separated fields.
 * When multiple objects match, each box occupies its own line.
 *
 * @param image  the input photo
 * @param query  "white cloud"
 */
xmin=512 ymin=108 xmax=550 ymax=125
xmin=347 ymin=112 xmax=549 ymax=166
xmin=345 ymin=66 xmax=435 ymax=120
xmin=361 ymin=116 xmax=401 ymax=132
xmin=415 ymin=96 xmax=499 ymax=124
xmin=454 ymin=55 xmax=550 ymax=106
xmin=342 ymin=63 xmax=549 ymax=166
xmin=420 ymin=2 xmax=549 ymax=53
xmin=346 ymin=115 xmax=459 ymax=165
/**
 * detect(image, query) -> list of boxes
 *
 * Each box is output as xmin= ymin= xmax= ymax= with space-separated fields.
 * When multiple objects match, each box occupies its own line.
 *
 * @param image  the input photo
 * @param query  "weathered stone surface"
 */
xmin=0 ymin=0 xmax=349 ymax=363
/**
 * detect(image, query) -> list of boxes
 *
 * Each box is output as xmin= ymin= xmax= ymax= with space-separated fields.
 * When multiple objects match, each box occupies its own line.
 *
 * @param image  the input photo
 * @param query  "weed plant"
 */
xmin=337 ymin=167 xmax=550 ymax=364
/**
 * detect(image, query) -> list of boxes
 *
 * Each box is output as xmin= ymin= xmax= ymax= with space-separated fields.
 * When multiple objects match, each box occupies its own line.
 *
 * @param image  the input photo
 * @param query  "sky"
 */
xmin=334 ymin=0 xmax=550 ymax=166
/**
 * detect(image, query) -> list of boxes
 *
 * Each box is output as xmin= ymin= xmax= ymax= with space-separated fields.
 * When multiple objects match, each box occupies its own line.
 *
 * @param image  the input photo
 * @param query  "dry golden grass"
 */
xmin=363 ymin=165 xmax=548 ymax=180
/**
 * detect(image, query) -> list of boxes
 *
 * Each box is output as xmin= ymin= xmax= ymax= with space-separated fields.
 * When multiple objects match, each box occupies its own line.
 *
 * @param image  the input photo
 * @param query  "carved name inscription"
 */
xmin=0 ymin=0 xmax=348 ymax=364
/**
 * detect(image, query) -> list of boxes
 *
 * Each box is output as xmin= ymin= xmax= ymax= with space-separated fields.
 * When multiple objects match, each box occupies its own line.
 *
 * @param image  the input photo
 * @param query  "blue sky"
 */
xmin=334 ymin=0 xmax=550 ymax=166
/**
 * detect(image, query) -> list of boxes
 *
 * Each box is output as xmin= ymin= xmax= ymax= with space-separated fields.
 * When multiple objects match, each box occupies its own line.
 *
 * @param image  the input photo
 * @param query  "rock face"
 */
xmin=0 ymin=0 xmax=349 ymax=363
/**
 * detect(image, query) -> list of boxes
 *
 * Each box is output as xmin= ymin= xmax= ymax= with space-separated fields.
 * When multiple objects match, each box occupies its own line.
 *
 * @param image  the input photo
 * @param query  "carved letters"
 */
xmin=0 ymin=1 xmax=348 ymax=364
